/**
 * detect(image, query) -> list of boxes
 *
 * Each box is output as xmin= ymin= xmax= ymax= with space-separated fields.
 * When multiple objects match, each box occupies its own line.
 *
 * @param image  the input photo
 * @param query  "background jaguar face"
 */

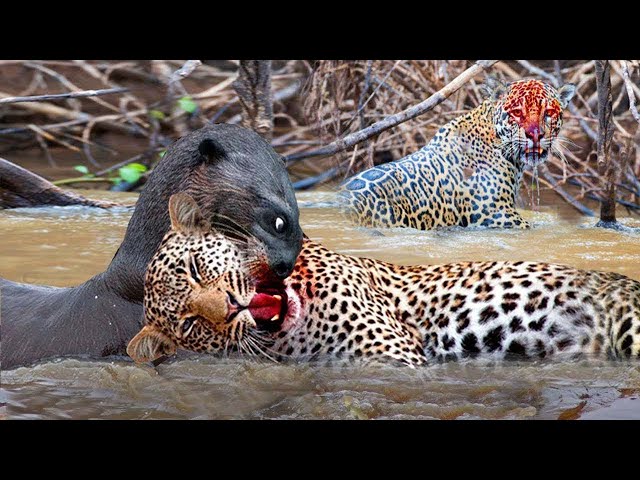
xmin=492 ymin=79 xmax=576 ymax=168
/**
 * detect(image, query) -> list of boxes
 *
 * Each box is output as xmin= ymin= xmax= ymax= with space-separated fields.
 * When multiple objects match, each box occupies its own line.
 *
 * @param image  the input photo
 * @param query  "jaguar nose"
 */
xmin=526 ymin=126 xmax=540 ymax=144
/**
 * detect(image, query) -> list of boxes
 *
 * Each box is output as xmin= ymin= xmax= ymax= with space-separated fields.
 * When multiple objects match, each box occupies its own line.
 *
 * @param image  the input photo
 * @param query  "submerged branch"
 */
xmin=0 ymin=157 xmax=123 ymax=209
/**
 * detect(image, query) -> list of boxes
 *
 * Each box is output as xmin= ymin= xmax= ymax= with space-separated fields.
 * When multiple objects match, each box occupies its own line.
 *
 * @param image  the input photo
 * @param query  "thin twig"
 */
xmin=169 ymin=60 xmax=202 ymax=84
xmin=285 ymin=60 xmax=497 ymax=163
xmin=620 ymin=61 xmax=640 ymax=124
xmin=516 ymin=60 xmax=558 ymax=85
xmin=538 ymin=167 xmax=596 ymax=216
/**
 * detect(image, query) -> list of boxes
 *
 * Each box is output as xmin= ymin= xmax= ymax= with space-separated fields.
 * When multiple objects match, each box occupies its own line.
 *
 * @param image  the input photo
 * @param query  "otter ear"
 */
xmin=168 ymin=193 xmax=211 ymax=234
xmin=198 ymin=138 xmax=225 ymax=163
xmin=482 ymin=75 xmax=508 ymax=101
xmin=127 ymin=325 xmax=177 ymax=364
xmin=558 ymin=83 xmax=576 ymax=109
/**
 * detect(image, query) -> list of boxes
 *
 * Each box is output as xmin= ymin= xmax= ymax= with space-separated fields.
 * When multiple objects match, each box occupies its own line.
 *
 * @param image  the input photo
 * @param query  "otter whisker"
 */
xmin=210 ymin=213 xmax=255 ymax=238
xmin=208 ymin=224 xmax=253 ymax=243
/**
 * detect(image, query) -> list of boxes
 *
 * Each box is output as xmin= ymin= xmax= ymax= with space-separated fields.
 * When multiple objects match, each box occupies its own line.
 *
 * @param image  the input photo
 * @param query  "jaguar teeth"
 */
xmin=273 ymin=295 xmax=282 ymax=301
xmin=270 ymin=314 xmax=279 ymax=321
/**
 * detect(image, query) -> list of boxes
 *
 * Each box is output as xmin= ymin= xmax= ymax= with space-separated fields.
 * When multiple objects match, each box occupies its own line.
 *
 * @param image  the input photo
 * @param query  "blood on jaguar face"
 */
xmin=492 ymin=79 xmax=576 ymax=167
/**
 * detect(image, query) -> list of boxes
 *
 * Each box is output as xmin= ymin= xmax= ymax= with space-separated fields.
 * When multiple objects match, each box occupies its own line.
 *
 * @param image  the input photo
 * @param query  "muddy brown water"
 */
xmin=1 ymin=190 xmax=640 ymax=419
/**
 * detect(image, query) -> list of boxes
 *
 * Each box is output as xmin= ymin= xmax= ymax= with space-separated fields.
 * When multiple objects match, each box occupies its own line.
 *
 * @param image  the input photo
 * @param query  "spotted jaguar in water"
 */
xmin=339 ymin=78 xmax=576 ymax=229
xmin=127 ymin=193 xmax=640 ymax=367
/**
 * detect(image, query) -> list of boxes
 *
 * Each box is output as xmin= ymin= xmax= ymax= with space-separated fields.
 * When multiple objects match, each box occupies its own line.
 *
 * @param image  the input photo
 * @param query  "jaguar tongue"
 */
xmin=248 ymin=293 xmax=282 ymax=322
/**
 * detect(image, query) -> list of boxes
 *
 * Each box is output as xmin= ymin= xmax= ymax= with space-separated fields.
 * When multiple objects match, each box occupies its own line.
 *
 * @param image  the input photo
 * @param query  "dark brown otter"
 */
xmin=0 ymin=124 xmax=303 ymax=369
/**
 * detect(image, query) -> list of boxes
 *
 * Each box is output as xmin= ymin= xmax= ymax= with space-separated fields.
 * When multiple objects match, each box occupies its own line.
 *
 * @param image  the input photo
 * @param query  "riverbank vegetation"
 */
xmin=0 ymin=60 xmax=638 ymax=219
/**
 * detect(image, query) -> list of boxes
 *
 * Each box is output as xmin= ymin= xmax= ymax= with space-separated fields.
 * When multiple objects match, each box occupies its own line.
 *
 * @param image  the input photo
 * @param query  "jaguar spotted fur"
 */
xmin=339 ymin=78 xmax=576 ymax=229
xmin=127 ymin=194 xmax=640 ymax=367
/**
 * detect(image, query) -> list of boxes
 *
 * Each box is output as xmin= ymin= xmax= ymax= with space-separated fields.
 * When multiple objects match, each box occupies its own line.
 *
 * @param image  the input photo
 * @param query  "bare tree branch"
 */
xmin=620 ymin=60 xmax=640 ymax=124
xmin=516 ymin=60 xmax=557 ymax=84
xmin=169 ymin=60 xmax=202 ymax=84
xmin=233 ymin=60 xmax=274 ymax=140
xmin=226 ymin=79 xmax=301 ymax=125
xmin=594 ymin=60 xmax=617 ymax=226
xmin=285 ymin=60 xmax=497 ymax=163
xmin=0 ymin=87 xmax=129 ymax=105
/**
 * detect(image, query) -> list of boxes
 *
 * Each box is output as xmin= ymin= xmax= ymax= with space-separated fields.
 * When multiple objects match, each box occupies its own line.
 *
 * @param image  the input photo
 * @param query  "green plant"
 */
xmin=54 ymin=162 xmax=148 ymax=187
xmin=116 ymin=162 xmax=147 ymax=184
xmin=177 ymin=96 xmax=197 ymax=114
xmin=149 ymin=109 xmax=166 ymax=120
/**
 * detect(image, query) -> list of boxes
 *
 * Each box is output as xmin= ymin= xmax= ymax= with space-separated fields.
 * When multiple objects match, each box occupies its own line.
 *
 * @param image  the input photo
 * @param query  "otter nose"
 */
xmin=273 ymin=260 xmax=294 ymax=279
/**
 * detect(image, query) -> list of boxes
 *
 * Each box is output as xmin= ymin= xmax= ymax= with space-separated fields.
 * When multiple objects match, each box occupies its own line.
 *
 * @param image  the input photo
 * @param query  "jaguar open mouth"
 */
xmin=247 ymin=280 xmax=288 ymax=333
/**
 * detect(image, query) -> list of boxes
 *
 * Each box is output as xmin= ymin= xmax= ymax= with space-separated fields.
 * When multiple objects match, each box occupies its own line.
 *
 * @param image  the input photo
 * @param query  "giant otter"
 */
xmin=0 ymin=124 xmax=303 ymax=369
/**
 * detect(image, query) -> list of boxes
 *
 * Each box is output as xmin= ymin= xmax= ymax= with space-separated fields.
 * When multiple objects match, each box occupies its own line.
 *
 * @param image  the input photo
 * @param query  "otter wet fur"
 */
xmin=128 ymin=193 xmax=640 ymax=367
xmin=339 ymin=78 xmax=576 ymax=229
xmin=1 ymin=124 xmax=303 ymax=369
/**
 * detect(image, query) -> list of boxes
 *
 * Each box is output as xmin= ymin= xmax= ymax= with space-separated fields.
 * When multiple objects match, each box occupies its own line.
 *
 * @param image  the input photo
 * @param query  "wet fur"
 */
xmin=1 ymin=124 xmax=302 ymax=369
xmin=138 ymin=199 xmax=640 ymax=367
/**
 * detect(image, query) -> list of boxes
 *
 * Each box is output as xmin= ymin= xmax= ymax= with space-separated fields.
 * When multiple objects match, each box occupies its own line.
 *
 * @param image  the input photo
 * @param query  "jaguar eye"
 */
xmin=227 ymin=291 xmax=240 ymax=307
xmin=181 ymin=316 xmax=197 ymax=336
xmin=274 ymin=217 xmax=285 ymax=233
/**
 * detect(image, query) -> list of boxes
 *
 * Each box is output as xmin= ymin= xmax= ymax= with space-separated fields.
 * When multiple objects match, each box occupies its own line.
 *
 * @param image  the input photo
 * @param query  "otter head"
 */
xmin=486 ymin=78 xmax=576 ymax=168
xmin=127 ymin=193 xmax=286 ymax=363
xmin=188 ymin=125 xmax=302 ymax=279
xmin=130 ymin=124 xmax=302 ymax=288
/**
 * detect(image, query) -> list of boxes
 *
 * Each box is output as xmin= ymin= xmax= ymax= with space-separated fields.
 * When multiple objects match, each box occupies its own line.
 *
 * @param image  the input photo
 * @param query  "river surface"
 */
xmin=1 ymin=190 xmax=640 ymax=419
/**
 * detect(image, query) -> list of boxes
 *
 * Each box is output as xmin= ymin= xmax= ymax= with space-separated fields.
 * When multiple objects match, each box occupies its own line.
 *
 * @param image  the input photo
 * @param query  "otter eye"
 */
xmin=274 ymin=217 xmax=285 ymax=233
xmin=181 ymin=316 xmax=197 ymax=336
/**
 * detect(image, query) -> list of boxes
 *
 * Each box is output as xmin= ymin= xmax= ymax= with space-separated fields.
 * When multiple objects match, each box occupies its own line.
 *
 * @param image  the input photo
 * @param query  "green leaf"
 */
xmin=110 ymin=177 xmax=123 ymax=184
xmin=149 ymin=109 xmax=166 ymax=120
xmin=74 ymin=165 xmax=90 ymax=175
xmin=177 ymin=96 xmax=197 ymax=114
xmin=118 ymin=165 xmax=145 ymax=183
xmin=125 ymin=162 xmax=148 ymax=173
xmin=158 ymin=150 xmax=167 ymax=158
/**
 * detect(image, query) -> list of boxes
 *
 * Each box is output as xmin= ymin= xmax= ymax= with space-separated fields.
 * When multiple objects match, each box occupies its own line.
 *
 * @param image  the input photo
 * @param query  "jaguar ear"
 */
xmin=127 ymin=325 xmax=177 ymax=364
xmin=198 ymin=138 xmax=225 ymax=164
xmin=558 ymin=83 xmax=576 ymax=109
xmin=482 ymin=75 xmax=508 ymax=101
xmin=168 ymin=192 xmax=211 ymax=234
